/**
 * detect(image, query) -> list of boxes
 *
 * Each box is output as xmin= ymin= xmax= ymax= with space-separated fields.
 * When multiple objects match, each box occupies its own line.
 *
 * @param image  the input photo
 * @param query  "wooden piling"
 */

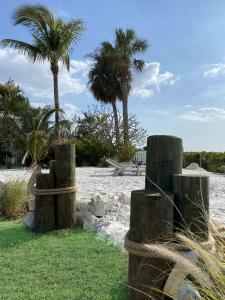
xmin=128 ymin=190 xmax=174 ymax=300
xmin=34 ymin=173 xmax=55 ymax=233
xmin=55 ymin=143 xmax=76 ymax=229
xmin=145 ymin=135 xmax=183 ymax=191
xmin=172 ymin=174 xmax=209 ymax=241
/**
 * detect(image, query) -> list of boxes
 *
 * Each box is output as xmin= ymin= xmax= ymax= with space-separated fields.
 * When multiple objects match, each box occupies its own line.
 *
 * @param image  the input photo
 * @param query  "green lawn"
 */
xmin=0 ymin=218 xmax=127 ymax=300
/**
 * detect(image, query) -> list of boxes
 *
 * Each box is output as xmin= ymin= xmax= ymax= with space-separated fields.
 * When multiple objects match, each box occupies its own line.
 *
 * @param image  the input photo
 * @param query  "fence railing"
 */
xmin=133 ymin=150 xmax=146 ymax=164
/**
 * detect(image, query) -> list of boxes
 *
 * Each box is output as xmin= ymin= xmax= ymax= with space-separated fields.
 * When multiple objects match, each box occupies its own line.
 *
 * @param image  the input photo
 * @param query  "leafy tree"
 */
xmin=101 ymin=28 xmax=148 ymax=143
xmin=74 ymin=105 xmax=147 ymax=165
xmin=2 ymin=4 xmax=85 ymax=138
xmin=0 ymin=80 xmax=29 ymax=149
xmin=0 ymin=80 xmax=29 ymax=118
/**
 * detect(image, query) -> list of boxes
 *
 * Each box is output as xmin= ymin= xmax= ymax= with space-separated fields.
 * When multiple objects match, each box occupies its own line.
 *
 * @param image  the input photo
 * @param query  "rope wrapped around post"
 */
xmin=31 ymin=186 xmax=77 ymax=196
xmin=124 ymin=230 xmax=216 ymax=257
xmin=124 ymin=227 xmax=225 ymax=299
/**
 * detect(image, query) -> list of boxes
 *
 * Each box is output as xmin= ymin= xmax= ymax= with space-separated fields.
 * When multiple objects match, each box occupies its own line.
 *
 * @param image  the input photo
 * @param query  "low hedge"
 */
xmin=183 ymin=152 xmax=225 ymax=173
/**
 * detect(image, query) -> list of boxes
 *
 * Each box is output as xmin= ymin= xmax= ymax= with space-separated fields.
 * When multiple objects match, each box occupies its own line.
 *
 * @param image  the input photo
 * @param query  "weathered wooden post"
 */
xmin=145 ymin=135 xmax=183 ymax=191
xmin=34 ymin=173 xmax=55 ymax=233
xmin=55 ymin=143 xmax=76 ymax=229
xmin=127 ymin=135 xmax=183 ymax=300
xmin=33 ymin=142 xmax=76 ymax=232
xmin=172 ymin=174 xmax=209 ymax=241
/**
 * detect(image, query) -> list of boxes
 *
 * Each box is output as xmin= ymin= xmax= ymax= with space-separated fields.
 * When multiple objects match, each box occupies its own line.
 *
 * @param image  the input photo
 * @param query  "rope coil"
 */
xmin=124 ymin=230 xmax=216 ymax=257
xmin=32 ymin=186 xmax=76 ymax=196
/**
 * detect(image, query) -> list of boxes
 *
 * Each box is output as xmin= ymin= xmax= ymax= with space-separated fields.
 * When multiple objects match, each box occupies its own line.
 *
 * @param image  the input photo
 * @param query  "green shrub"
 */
xmin=117 ymin=143 xmax=137 ymax=162
xmin=75 ymin=137 xmax=114 ymax=166
xmin=0 ymin=181 xmax=28 ymax=218
xmin=183 ymin=151 xmax=225 ymax=173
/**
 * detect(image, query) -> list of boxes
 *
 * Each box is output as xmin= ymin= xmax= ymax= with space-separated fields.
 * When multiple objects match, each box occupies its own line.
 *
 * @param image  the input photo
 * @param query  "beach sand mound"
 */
xmin=186 ymin=162 xmax=206 ymax=172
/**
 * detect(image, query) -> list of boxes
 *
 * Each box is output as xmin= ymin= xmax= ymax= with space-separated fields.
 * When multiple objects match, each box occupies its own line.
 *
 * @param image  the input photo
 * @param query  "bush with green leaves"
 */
xmin=117 ymin=143 xmax=137 ymax=162
xmin=0 ymin=180 xmax=28 ymax=218
xmin=76 ymin=138 xmax=114 ymax=166
xmin=183 ymin=151 xmax=225 ymax=173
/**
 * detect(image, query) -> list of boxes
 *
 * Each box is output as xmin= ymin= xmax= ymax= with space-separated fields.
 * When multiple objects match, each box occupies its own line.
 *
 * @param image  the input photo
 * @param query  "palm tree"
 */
xmin=102 ymin=28 xmax=148 ymax=143
xmin=22 ymin=107 xmax=57 ymax=163
xmin=1 ymin=4 xmax=84 ymax=138
xmin=88 ymin=49 xmax=121 ymax=146
xmin=8 ymin=106 xmax=57 ymax=164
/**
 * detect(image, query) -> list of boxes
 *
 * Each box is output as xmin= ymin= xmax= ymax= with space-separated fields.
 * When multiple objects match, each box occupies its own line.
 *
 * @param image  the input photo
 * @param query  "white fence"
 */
xmin=133 ymin=150 xmax=147 ymax=165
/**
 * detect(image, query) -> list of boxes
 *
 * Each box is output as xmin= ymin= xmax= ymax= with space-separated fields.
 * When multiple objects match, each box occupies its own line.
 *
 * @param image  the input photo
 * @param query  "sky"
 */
xmin=1 ymin=1 xmax=225 ymax=151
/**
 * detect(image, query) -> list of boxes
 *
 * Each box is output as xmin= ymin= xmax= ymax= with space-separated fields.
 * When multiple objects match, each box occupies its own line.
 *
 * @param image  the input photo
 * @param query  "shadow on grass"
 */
xmin=0 ymin=218 xmax=39 ymax=249
xmin=110 ymin=283 xmax=127 ymax=300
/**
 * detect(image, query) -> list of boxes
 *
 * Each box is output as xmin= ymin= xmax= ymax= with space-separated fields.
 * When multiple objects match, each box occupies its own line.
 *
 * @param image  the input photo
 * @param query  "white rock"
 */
xmin=98 ymin=222 xmax=129 ymax=246
xmin=105 ymin=196 xmax=118 ymax=212
xmin=29 ymin=199 xmax=35 ymax=211
xmin=89 ymin=194 xmax=107 ymax=217
xmin=118 ymin=193 xmax=130 ymax=205
xmin=83 ymin=212 xmax=99 ymax=231
xmin=76 ymin=201 xmax=89 ymax=225
xmin=24 ymin=211 xmax=34 ymax=229
xmin=186 ymin=162 xmax=206 ymax=172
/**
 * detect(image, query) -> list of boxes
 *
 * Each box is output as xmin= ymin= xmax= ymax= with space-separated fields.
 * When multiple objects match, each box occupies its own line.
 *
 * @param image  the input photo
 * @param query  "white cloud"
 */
xmin=0 ymin=49 xmax=176 ymax=102
xmin=152 ymin=110 xmax=170 ymax=116
xmin=30 ymin=101 xmax=77 ymax=120
xmin=185 ymin=104 xmax=192 ymax=108
xmin=0 ymin=48 xmax=89 ymax=99
xmin=179 ymin=107 xmax=225 ymax=122
xmin=132 ymin=62 xmax=177 ymax=98
xmin=132 ymin=87 xmax=154 ymax=98
xmin=204 ymin=63 xmax=225 ymax=78
xmin=63 ymin=103 xmax=78 ymax=119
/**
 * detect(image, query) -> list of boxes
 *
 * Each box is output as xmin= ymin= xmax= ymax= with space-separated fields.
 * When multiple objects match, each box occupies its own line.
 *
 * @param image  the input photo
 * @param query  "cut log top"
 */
xmin=146 ymin=135 xmax=183 ymax=162
xmin=145 ymin=135 xmax=183 ymax=191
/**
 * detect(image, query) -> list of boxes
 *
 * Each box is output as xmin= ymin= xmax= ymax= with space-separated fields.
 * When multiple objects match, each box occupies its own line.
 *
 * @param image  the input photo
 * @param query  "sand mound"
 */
xmin=186 ymin=162 xmax=206 ymax=172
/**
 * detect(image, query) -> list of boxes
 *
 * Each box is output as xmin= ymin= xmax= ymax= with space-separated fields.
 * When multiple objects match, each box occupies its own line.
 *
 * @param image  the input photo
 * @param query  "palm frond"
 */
xmin=61 ymin=53 xmax=70 ymax=71
xmin=1 ymin=39 xmax=43 ymax=62
xmin=12 ymin=4 xmax=53 ymax=36
xmin=101 ymin=41 xmax=115 ymax=53
xmin=132 ymin=39 xmax=149 ymax=53
xmin=133 ymin=59 xmax=145 ymax=72
xmin=37 ymin=108 xmax=59 ymax=131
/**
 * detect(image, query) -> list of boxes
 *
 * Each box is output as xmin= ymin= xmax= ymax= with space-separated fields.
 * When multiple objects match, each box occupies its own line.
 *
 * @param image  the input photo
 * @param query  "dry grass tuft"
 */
xmin=0 ymin=180 xmax=28 ymax=218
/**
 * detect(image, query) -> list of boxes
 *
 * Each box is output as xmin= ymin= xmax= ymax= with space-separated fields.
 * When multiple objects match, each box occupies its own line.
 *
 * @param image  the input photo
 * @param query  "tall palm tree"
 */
xmin=102 ymin=28 xmax=148 ymax=143
xmin=88 ymin=49 xmax=122 ymax=146
xmin=1 ymin=4 xmax=84 ymax=138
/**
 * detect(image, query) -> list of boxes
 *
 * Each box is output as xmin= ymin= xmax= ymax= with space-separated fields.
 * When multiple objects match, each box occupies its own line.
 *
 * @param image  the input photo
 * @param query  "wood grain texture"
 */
xmin=172 ymin=174 xmax=209 ymax=241
xmin=55 ymin=144 xmax=76 ymax=229
xmin=145 ymin=135 xmax=183 ymax=192
xmin=128 ymin=190 xmax=174 ymax=300
xmin=34 ymin=173 xmax=55 ymax=233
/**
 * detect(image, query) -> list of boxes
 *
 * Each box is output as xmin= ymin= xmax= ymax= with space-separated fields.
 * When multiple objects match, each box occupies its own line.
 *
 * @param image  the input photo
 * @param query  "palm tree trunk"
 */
xmin=51 ymin=63 xmax=60 ymax=139
xmin=121 ymin=80 xmax=129 ymax=144
xmin=112 ymin=100 xmax=120 ymax=146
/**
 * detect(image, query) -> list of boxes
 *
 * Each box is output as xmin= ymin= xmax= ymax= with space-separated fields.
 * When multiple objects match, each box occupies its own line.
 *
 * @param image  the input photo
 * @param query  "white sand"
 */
xmin=0 ymin=167 xmax=224 ymax=244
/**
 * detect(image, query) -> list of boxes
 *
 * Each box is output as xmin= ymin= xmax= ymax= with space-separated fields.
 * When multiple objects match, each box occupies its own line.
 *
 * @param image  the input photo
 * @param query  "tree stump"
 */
xmin=145 ymin=135 xmax=183 ymax=191
xmin=172 ymin=174 xmax=209 ymax=241
xmin=55 ymin=143 xmax=76 ymax=229
xmin=34 ymin=173 xmax=55 ymax=233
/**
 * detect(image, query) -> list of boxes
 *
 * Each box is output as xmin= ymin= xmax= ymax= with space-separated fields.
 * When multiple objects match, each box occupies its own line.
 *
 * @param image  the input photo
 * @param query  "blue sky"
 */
xmin=1 ymin=1 xmax=225 ymax=150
